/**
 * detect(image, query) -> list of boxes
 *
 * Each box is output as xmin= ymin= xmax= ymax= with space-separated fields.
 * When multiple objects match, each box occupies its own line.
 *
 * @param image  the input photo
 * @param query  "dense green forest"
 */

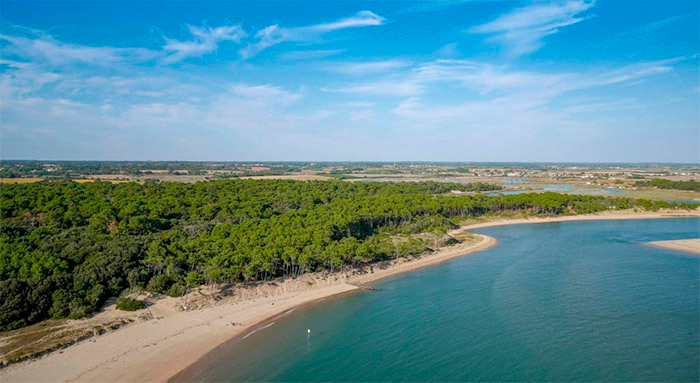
xmin=0 ymin=179 xmax=692 ymax=331
xmin=635 ymin=178 xmax=700 ymax=192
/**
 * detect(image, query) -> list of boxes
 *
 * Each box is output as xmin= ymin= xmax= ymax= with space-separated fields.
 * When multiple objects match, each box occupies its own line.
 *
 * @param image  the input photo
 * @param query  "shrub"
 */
xmin=127 ymin=268 xmax=149 ymax=289
xmin=49 ymin=289 xmax=71 ymax=319
xmin=146 ymin=275 xmax=172 ymax=294
xmin=116 ymin=297 xmax=146 ymax=311
xmin=165 ymin=283 xmax=186 ymax=297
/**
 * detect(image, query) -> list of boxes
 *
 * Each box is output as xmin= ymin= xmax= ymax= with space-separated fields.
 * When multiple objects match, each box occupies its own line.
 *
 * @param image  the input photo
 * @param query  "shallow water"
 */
xmin=485 ymin=190 xmax=535 ymax=196
xmin=178 ymin=218 xmax=700 ymax=382
xmin=543 ymin=185 xmax=575 ymax=192
xmin=486 ymin=185 xmax=628 ymax=196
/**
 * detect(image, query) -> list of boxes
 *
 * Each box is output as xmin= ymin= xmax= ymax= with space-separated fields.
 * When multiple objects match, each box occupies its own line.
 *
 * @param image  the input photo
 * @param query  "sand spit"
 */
xmin=648 ymin=238 xmax=700 ymax=255
xmin=461 ymin=210 xmax=700 ymax=230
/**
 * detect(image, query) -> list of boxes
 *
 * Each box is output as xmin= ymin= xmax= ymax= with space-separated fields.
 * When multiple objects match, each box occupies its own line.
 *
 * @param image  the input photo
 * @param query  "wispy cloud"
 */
xmin=162 ymin=25 xmax=246 ymax=63
xmin=434 ymin=42 xmax=460 ymax=59
xmin=635 ymin=14 xmax=691 ymax=33
xmin=469 ymin=0 xmax=596 ymax=56
xmin=0 ymin=23 xmax=246 ymax=67
xmin=1 ymin=76 xmax=308 ymax=159
xmin=309 ymin=10 xmax=385 ymax=32
xmin=329 ymin=79 xmax=421 ymax=97
xmin=1 ymin=10 xmax=385 ymax=67
xmin=239 ymin=11 xmax=385 ymax=59
xmin=230 ymin=84 xmax=302 ymax=105
xmin=326 ymin=56 xmax=686 ymax=116
xmin=333 ymin=60 xmax=411 ymax=75
xmin=0 ymin=26 xmax=158 ymax=67
xmin=1 ymin=4 xmax=696 ymax=162
xmin=586 ymin=57 xmax=682 ymax=87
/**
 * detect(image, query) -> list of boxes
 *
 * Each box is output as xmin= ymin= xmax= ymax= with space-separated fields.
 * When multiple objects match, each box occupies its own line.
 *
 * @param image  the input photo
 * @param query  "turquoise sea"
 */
xmin=175 ymin=218 xmax=700 ymax=382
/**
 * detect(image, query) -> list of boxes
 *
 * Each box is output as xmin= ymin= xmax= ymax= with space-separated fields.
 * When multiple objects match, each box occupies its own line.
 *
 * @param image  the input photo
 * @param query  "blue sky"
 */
xmin=1 ymin=0 xmax=698 ymax=162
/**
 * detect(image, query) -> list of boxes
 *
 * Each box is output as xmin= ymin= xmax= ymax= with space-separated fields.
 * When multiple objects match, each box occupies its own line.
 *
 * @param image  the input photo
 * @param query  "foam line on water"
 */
xmin=242 ymin=322 xmax=276 ymax=340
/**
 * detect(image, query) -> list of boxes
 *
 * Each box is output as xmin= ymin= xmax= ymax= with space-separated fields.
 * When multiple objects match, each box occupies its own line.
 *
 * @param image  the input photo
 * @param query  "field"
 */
xmin=1 ymin=162 xmax=698 ymax=202
xmin=0 ymin=178 xmax=44 ymax=184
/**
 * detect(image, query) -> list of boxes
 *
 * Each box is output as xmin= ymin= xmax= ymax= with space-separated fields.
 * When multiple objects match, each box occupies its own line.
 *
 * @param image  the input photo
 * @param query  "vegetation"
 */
xmin=635 ymin=178 xmax=700 ymax=192
xmin=0 ymin=160 xmax=305 ymax=178
xmin=319 ymin=173 xmax=362 ymax=180
xmin=115 ymin=298 xmax=146 ymax=311
xmin=0 ymin=179 xmax=692 ymax=331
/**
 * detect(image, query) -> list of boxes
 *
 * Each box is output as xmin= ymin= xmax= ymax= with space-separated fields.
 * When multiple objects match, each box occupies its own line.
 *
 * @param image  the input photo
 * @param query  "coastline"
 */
xmin=1 ymin=210 xmax=698 ymax=383
xmin=461 ymin=210 xmax=700 ymax=230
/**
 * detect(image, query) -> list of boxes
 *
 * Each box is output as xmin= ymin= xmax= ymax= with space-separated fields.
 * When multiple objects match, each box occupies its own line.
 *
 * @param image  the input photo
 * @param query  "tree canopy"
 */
xmin=634 ymin=178 xmax=700 ymax=192
xmin=0 ymin=179 xmax=689 ymax=331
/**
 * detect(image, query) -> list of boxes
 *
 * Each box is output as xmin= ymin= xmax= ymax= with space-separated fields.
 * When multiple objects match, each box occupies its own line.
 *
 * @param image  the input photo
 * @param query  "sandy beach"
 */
xmin=648 ymin=238 xmax=700 ymax=255
xmin=1 ymin=210 xmax=698 ymax=383
xmin=461 ymin=210 xmax=700 ymax=230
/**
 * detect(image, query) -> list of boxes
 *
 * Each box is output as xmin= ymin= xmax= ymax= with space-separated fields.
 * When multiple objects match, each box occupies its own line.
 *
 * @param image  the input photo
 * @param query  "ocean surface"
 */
xmin=176 ymin=218 xmax=700 ymax=382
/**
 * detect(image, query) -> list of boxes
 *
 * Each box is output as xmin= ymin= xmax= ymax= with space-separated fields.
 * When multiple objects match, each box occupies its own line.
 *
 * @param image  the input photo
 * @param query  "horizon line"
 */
xmin=1 ymin=159 xmax=699 ymax=166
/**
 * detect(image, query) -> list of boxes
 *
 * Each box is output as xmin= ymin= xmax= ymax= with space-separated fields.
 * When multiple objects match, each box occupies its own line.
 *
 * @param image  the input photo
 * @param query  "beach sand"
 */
xmin=648 ymin=238 xmax=700 ymax=255
xmin=1 ymin=210 xmax=698 ymax=382
xmin=461 ymin=210 xmax=700 ymax=230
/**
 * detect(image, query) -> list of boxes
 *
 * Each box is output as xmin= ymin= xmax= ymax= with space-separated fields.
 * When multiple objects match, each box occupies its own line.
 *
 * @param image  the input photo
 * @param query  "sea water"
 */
xmin=176 ymin=218 xmax=699 ymax=382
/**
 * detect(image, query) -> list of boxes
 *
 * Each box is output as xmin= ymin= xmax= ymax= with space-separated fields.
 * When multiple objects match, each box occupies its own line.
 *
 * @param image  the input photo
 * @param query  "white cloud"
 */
xmin=1 ymin=11 xmax=385 ymax=67
xmin=239 ymin=11 xmax=385 ymax=59
xmin=586 ymin=58 xmax=681 ymax=87
xmin=469 ymin=0 xmax=596 ymax=56
xmin=1 ymin=79 xmax=308 ymax=159
xmin=405 ymin=59 xmax=683 ymax=124
xmin=0 ymin=29 xmax=158 ymax=67
xmin=0 ymin=23 xmax=247 ymax=67
xmin=328 ymin=56 xmax=684 ymax=102
xmin=238 ymin=25 xmax=288 ymax=59
xmin=162 ymin=25 xmax=246 ymax=63
xmin=1 ymin=13 xmax=695 ymax=162
xmin=308 ymin=11 xmax=384 ymax=32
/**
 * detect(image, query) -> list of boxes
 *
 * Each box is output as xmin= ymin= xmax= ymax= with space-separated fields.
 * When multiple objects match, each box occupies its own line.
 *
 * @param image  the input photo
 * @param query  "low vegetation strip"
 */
xmin=0 ymin=179 xmax=694 ymax=331
xmin=635 ymin=178 xmax=700 ymax=192
xmin=0 ymin=316 xmax=139 ymax=367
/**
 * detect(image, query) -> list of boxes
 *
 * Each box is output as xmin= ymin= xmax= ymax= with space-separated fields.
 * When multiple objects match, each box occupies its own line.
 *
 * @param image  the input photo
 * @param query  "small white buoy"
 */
xmin=307 ymin=328 xmax=311 ymax=338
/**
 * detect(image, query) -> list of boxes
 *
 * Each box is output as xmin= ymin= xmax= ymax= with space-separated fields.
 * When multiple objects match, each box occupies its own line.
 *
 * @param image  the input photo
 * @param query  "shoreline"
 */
xmin=461 ymin=210 xmax=700 ymax=230
xmin=1 ymin=210 xmax=698 ymax=382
